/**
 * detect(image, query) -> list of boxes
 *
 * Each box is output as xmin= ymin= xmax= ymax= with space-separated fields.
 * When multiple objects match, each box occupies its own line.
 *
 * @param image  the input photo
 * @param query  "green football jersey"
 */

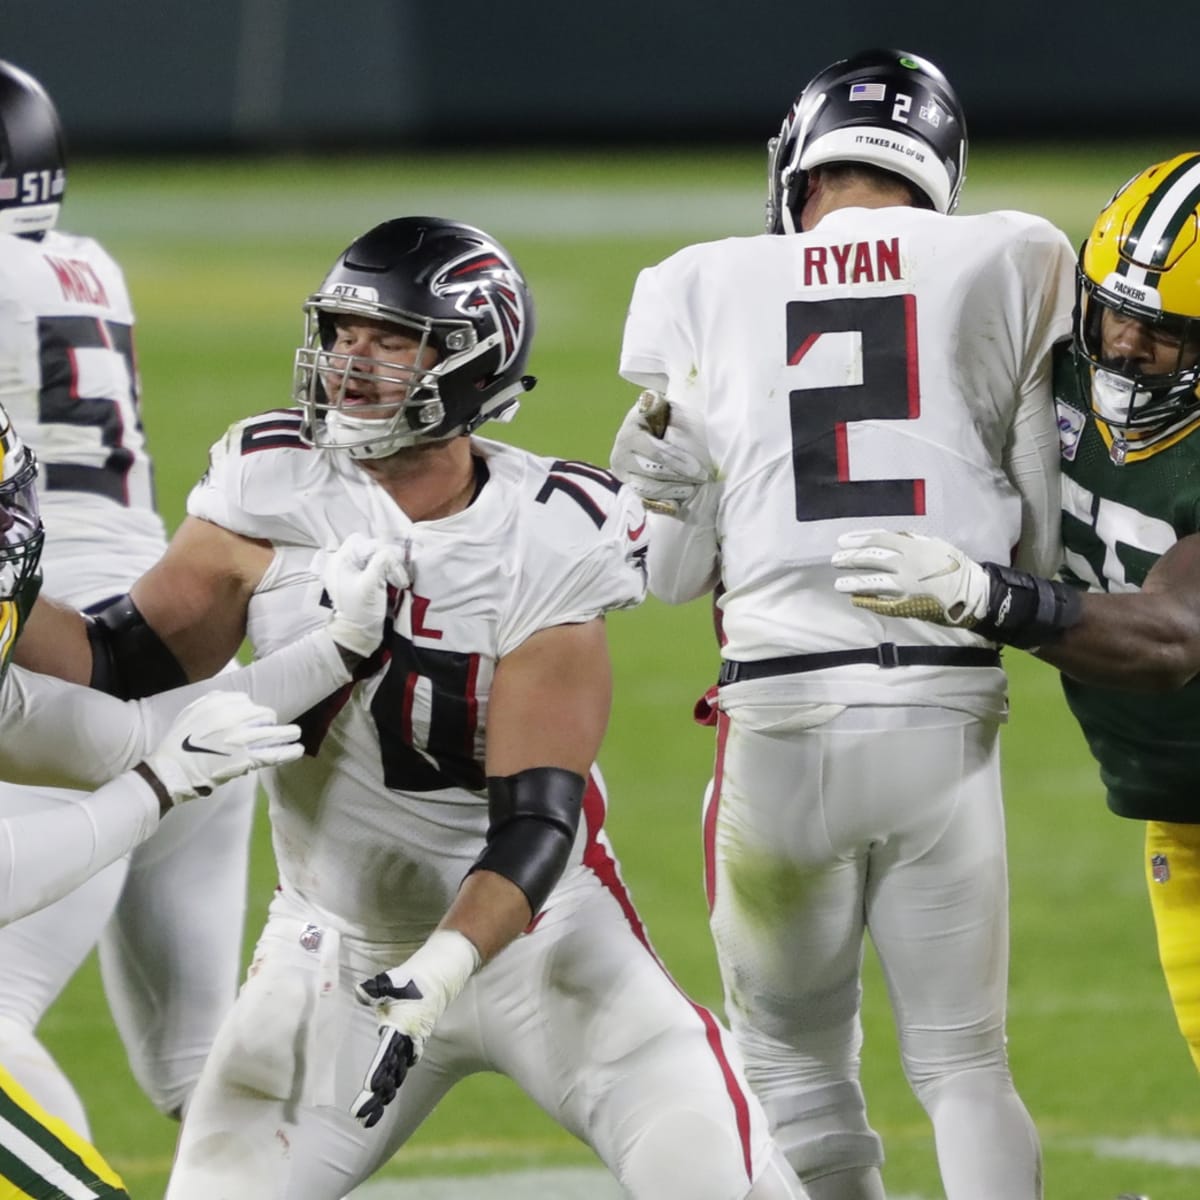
xmin=1055 ymin=344 xmax=1200 ymax=823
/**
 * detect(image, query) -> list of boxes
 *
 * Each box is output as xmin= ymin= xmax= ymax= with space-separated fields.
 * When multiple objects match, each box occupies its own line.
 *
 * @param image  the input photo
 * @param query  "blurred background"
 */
xmin=5 ymin=6 xmax=1200 ymax=1199
xmin=5 ymin=0 xmax=1200 ymax=150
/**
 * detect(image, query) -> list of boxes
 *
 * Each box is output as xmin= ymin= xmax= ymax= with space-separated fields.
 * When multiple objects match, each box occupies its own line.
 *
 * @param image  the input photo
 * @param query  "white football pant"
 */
xmin=167 ymin=856 xmax=809 ymax=1200
xmin=707 ymin=702 xmax=1041 ymax=1200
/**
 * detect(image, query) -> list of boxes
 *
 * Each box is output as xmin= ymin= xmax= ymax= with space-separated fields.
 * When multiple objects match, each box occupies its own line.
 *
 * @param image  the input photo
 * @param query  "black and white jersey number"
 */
xmin=786 ymin=294 xmax=925 ymax=522
xmin=38 ymin=315 xmax=146 ymax=506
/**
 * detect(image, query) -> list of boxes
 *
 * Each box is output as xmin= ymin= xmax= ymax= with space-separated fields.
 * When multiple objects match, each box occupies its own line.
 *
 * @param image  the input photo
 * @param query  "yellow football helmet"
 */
xmin=1075 ymin=152 xmax=1200 ymax=432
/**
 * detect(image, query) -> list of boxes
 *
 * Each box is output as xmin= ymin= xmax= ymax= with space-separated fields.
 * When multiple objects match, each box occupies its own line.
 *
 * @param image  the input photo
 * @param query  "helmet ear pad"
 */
xmin=0 ymin=59 xmax=67 ymax=235
xmin=766 ymin=48 xmax=967 ymax=232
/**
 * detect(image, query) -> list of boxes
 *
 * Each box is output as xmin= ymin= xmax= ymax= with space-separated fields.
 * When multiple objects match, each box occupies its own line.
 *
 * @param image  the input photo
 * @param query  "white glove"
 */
xmin=319 ymin=532 xmax=412 ymax=659
xmin=831 ymin=529 xmax=991 ymax=627
xmin=140 ymin=691 xmax=303 ymax=801
xmin=350 ymin=930 xmax=481 ymax=1128
xmin=610 ymin=390 xmax=711 ymax=518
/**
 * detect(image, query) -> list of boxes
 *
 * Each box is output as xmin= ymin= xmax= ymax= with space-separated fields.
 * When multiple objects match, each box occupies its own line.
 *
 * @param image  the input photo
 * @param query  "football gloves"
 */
xmin=831 ymin=529 xmax=990 ymax=627
xmin=610 ymin=390 xmax=712 ymax=518
xmin=318 ymin=532 xmax=411 ymax=659
xmin=140 ymin=691 xmax=303 ymax=801
xmin=351 ymin=930 xmax=481 ymax=1128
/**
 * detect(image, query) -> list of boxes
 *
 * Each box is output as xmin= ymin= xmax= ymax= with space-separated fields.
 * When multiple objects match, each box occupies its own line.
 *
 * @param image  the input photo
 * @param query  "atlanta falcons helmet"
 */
xmin=1074 ymin=152 xmax=1200 ymax=433
xmin=295 ymin=217 xmax=537 ymax=459
xmin=0 ymin=60 xmax=66 ymax=236
xmin=766 ymin=48 xmax=967 ymax=233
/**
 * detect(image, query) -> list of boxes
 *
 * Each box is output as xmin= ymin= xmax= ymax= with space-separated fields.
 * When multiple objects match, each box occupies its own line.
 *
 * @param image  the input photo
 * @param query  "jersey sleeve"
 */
xmin=187 ymin=410 xmax=316 ymax=544
xmin=619 ymin=255 xmax=699 ymax=397
xmin=498 ymin=468 xmax=649 ymax=657
xmin=1004 ymin=217 xmax=1076 ymax=576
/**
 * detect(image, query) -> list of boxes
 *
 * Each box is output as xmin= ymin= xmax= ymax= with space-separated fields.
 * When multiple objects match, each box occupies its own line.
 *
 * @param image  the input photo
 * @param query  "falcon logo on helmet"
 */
xmin=431 ymin=249 xmax=527 ymax=374
xmin=1074 ymin=152 xmax=1200 ymax=441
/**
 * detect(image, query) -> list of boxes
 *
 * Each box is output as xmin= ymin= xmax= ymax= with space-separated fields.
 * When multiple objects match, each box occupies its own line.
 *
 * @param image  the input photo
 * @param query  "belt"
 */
xmin=717 ymin=643 xmax=1001 ymax=686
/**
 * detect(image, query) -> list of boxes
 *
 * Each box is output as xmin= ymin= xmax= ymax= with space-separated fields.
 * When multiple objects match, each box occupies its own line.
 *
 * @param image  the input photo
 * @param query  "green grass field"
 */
xmin=32 ymin=145 xmax=1200 ymax=1199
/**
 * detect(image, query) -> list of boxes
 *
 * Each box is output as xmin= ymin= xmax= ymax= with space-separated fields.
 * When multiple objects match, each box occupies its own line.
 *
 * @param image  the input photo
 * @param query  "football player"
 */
xmin=610 ymin=48 xmax=1073 ymax=1200
xmin=19 ymin=217 xmax=810 ymax=1199
xmin=0 ymin=402 xmax=408 ymax=1196
xmin=0 ymin=55 xmax=272 ymax=1133
xmin=832 ymin=152 xmax=1200 ymax=1073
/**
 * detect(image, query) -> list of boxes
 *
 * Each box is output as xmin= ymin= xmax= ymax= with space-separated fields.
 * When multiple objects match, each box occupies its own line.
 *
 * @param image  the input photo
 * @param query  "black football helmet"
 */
xmin=0 ymin=60 xmax=66 ymax=237
xmin=295 ymin=217 xmax=537 ymax=459
xmin=766 ymin=48 xmax=967 ymax=233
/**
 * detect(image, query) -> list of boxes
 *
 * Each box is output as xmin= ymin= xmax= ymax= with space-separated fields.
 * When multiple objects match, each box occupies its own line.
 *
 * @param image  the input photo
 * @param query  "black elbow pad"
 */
xmin=85 ymin=594 xmax=188 ymax=699
xmin=468 ymin=767 xmax=585 ymax=916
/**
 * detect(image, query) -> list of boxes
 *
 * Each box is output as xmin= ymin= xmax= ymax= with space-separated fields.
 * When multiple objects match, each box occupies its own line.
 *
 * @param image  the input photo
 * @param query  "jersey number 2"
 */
xmin=786 ymin=293 xmax=925 ymax=522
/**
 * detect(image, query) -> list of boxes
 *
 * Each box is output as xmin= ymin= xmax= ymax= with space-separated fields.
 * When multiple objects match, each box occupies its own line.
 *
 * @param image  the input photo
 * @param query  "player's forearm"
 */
xmin=647 ymin=504 xmax=720 ymax=604
xmin=438 ymin=869 xmax=533 ymax=964
xmin=1036 ymin=591 xmax=1200 ymax=691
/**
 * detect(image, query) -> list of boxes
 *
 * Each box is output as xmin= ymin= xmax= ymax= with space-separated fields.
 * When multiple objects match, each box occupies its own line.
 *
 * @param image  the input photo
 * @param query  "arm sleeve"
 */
xmin=497 ymin=484 xmax=649 ymax=658
xmin=645 ymin=494 xmax=721 ymax=605
xmin=0 ymin=772 xmax=159 ymax=926
xmin=619 ymin=255 xmax=721 ymax=604
xmin=1004 ymin=222 xmax=1076 ymax=577
xmin=0 ymin=627 xmax=349 ymax=789
xmin=618 ymin=261 xmax=696 ymax=395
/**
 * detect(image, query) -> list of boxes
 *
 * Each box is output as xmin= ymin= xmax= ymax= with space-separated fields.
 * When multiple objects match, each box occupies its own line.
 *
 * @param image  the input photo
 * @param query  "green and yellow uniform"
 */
xmin=0 ymin=1065 xmax=127 ymax=1199
xmin=1056 ymin=342 xmax=1200 ymax=1069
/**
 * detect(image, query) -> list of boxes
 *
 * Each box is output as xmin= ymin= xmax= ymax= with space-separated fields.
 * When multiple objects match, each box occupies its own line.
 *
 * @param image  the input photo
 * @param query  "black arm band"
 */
xmin=468 ymin=767 xmax=585 ymax=916
xmin=974 ymin=563 xmax=1084 ymax=649
xmin=85 ymin=594 xmax=188 ymax=699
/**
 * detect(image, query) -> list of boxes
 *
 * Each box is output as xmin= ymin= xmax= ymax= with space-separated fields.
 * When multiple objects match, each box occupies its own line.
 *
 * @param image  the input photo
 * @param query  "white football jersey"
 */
xmin=621 ymin=206 xmax=1075 ymax=714
xmin=188 ymin=411 xmax=649 ymax=940
xmin=0 ymin=229 xmax=165 ymax=605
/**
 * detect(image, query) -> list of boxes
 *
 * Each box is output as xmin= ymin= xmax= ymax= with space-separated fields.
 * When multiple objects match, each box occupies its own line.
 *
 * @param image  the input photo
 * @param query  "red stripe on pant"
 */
xmin=580 ymin=765 xmax=754 ymax=1183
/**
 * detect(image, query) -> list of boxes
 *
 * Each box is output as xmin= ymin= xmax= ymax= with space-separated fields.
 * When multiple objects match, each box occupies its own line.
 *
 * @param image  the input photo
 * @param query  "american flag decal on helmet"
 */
xmin=1151 ymin=853 xmax=1170 ymax=883
xmin=431 ymin=247 xmax=526 ymax=372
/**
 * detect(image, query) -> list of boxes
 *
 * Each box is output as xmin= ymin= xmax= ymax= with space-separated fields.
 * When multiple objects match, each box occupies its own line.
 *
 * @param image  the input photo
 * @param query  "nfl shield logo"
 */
xmin=1151 ymin=853 xmax=1170 ymax=884
xmin=299 ymin=923 xmax=324 ymax=952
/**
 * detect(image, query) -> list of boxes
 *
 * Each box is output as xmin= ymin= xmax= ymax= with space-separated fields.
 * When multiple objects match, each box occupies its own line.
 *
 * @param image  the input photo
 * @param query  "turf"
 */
xmin=32 ymin=146 xmax=1200 ymax=1199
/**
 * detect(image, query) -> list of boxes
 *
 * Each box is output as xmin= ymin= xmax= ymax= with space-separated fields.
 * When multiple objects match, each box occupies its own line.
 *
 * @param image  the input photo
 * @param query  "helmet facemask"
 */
xmin=0 ymin=407 xmax=41 ymax=590
xmin=296 ymin=301 xmax=449 ymax=459
xmin=1075 ymin=272 xmax=1200 ymax=434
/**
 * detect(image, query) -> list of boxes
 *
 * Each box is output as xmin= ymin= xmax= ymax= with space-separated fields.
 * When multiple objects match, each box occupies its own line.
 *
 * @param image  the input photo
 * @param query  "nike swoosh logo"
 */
xmin=917 ymin=557 xmax=960 ymax=582
xmin=626 ymin=518 xmax=647 ymax=541
xmin=181 ymin=735 xmax=229 ymax=756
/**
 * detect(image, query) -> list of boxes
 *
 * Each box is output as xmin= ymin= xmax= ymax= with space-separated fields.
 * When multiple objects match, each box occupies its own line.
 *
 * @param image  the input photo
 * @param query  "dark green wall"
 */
xmin=5 ymin=0 xmax=1196 ymax=149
